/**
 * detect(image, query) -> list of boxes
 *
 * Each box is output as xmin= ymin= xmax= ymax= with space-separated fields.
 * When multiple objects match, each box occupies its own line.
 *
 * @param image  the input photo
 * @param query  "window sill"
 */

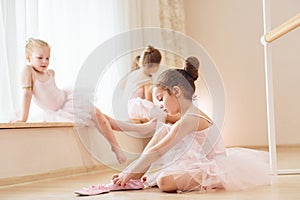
xmin=0 ymin=122 xmax=74 ymax=129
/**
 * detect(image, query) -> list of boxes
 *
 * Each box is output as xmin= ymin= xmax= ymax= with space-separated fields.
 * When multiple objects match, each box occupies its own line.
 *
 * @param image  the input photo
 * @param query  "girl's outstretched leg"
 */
xmin=104 ymin=114 xmax=157 ymax=136
xmin=93 ymin=108 xmax=126 ymax=164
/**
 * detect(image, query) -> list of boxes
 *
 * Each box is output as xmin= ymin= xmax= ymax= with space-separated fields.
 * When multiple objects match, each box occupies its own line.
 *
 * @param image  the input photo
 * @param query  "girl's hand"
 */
xmin=111 ymin=172 xmax=144 ymax=187
xmin=112 ymin=174 xmax=127 ymax=186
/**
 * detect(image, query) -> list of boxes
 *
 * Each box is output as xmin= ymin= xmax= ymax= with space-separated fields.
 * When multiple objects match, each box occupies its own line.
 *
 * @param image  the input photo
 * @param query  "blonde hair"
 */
xmin=25 ymin=38 xmax=51 ymax=57
xmin=131 ymin=55 xmax=141 ymax=71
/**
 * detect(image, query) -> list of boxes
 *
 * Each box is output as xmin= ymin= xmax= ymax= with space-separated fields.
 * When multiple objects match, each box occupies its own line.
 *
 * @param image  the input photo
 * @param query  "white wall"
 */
xmin=184 ymin=0 xmax=300 ymax=147
xmin=269 ymin=0 xmax=300 ymax=145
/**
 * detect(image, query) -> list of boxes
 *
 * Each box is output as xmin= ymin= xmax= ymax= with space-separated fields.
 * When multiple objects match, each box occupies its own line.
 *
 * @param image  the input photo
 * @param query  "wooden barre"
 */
xmin=264 ymin=13 xmax=300 ymax=43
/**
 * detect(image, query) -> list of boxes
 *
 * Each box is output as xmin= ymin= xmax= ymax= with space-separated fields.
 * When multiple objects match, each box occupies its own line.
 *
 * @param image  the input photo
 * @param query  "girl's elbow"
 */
xmin=147 ymin=148 xmax=165 ymax=159
xmin=23 ymin=90 xmax=32 ymax=97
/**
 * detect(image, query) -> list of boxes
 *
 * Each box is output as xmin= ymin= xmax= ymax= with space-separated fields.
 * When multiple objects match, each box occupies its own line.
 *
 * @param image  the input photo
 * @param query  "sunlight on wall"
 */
xmin=195 ymin=76 xmax=213 ymax=119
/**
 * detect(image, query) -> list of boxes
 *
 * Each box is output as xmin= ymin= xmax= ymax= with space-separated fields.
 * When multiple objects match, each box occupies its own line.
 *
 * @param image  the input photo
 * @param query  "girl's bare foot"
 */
xmin=112 ymin=147 xmax=126 ymax=164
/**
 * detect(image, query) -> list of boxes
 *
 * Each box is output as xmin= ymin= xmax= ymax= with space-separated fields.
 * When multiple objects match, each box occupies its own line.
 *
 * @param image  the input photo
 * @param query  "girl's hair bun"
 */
xmin=145 ymin=45 xmax=155 ymax=53
xmin=184 ymin=56 xmax=200 ymax=81
xmin=142 ymin=45 xmax=162 ymax=66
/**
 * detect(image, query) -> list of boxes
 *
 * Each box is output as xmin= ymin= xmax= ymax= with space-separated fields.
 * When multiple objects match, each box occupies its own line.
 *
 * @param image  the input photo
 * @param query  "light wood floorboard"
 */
xmin=0 ymin=147 xmax=300 ymax=200
xmin=0 ymin=170 xmax=300 ymax=200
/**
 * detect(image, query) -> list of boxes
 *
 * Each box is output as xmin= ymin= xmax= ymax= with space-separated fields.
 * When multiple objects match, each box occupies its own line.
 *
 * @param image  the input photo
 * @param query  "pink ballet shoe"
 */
xmin=74 ymin=184 xmax=110 ymax=196
xmin=106 ymin=179 xmax=144 ymax=191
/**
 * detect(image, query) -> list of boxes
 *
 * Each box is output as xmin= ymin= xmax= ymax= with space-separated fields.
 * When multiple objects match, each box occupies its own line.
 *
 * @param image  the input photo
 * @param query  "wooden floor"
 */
xmin=0 ymin=169 xmax=299 ymax=200
xmin=1 ymin=146 xmax=300 ymax=200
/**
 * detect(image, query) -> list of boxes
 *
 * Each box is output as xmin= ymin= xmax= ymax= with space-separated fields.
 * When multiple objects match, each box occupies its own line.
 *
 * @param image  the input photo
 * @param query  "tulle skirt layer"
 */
xmin=44 ymin=90 xmax=94 ymax=126
xmin=128 ymin=97 xmax=166 ymax=122
xmin=145 ymin=148 xmax=270 ymax=192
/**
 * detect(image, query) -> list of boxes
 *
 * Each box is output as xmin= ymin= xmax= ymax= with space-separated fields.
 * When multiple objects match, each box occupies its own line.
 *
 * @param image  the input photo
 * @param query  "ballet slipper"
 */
xmin=106 ymin=179 xmax=144 ymax=191
xmin=74 ymin=184 xmax=110 ymax=196
xmin=74 ymin=179 xmax=144 ymax=196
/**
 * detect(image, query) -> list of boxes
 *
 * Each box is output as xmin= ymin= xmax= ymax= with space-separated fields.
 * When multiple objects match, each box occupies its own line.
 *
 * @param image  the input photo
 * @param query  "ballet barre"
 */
xmin=262 ymin=13 xmax=300 ymax=43
xmin=262 ymin=0 xmax=300 ymax=175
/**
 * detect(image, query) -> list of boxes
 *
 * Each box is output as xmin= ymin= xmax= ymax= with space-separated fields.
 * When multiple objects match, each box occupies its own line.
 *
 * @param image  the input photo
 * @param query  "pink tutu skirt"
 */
xmin=143 ymin=123 xmax=270 ymax=192
xmin=44 ymin=90 xmax=94 ymax=126
xmin=145 ymin=147 xmax=270 ymax=192
xmin=128 ymin=97 xmax=166 ymax=122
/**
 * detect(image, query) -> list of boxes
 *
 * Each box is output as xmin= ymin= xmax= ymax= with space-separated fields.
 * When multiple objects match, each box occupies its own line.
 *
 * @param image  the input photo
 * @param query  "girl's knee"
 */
xmin=157 ymin=175 xmax=177 ymax=192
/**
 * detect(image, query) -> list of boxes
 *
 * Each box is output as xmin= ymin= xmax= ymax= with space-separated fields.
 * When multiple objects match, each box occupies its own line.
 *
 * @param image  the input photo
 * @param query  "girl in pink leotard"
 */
xmin=11 ymin=38 xmax=157 ymax=164
xmin=112 ymin=60 xmax=270 ymax=193
xmin=121 ymin=47 xmax=186 ymax=125
xmin=75 ymin=55 xmax=270 ymax=195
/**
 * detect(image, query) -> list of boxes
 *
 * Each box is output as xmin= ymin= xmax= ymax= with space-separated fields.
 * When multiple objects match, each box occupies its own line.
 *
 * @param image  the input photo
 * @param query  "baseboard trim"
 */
xmin=0 ymin=164 xmax=109 ymax=188
xmin=226 ymin=144 xmax=300 ymax=150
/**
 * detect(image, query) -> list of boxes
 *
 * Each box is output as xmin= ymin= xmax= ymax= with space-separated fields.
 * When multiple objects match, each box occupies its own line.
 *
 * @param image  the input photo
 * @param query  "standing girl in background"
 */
xmin=11 ymin=38 xmax=155 ymax=164
xmin=75 ymin=58 xmax=270 ymax=195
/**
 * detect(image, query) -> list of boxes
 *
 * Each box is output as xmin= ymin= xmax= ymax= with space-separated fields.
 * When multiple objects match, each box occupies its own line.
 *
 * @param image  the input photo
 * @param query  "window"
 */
xmin=0 ymin=0 xmax=130 ymax=121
